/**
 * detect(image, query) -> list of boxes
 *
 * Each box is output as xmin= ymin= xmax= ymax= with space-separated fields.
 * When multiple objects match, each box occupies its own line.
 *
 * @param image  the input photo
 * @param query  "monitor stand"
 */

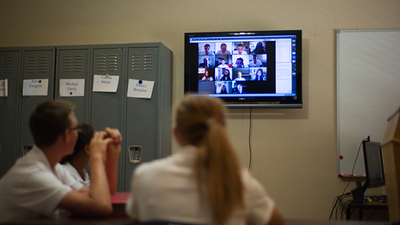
xmin=351 ymin=181 xmax=368 ymax=203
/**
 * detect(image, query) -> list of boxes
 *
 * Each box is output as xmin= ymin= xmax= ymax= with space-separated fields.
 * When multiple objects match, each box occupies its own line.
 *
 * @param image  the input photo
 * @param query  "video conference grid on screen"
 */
xmin=190 ymin=35 xmax=297 ymax=97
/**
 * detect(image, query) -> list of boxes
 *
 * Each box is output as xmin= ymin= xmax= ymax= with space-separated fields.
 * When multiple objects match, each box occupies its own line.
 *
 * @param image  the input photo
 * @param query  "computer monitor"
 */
xmin=351 ymin=141 xmax=385 ymax=201
xmin=363 ymin=141 xmax=385 ymax=188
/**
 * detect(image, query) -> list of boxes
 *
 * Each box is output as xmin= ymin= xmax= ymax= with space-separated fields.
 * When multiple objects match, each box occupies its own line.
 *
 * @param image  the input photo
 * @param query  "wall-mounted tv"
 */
xmin=184 ymin=30 xmax=302 ymax=108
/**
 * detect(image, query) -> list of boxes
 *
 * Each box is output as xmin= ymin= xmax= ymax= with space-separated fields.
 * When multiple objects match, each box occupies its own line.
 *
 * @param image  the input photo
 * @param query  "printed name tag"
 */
xmin=22 ymin=79 xmax=49 ymax=96
xmin=127 ymin=79 xmax=155 ymax=99
xmin=93 ymin=75 xmax=119 ymax=92
xmin=59 ymin=79 xmax=85 ymax=97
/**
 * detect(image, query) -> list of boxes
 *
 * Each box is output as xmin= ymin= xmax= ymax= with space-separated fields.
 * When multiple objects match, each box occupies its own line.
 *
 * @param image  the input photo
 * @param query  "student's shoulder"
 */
xmin=134 ymin=156 xmax=173 ymax=176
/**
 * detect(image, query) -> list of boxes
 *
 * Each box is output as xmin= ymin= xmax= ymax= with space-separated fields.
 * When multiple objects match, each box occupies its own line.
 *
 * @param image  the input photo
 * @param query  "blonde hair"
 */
xmin=175 ymin=95 xmax=244 ymax=225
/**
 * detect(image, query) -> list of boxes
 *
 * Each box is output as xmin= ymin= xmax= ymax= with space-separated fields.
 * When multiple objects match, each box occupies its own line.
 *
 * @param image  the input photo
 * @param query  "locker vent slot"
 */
xmin=61 ymin=54 xmax=84 ymax=73
xmin=62 ymin=55 xmax=72 ymax=72
xmin=96 ymin=53 xmax=119 ymax=73
xmin=0 ymin=56 xmax=16 ymax=74
xmin=26 ymin=56 xmax=49 ymax=73
xmin=108 ymin=54 xmax=118 ymax=72
xmin=26 ymin=56 xmax=37 ymax=73
xmin=143 ymin=52 xmax=154 ymax=71
xmin=96 ymin=54 xmax=106 ymax=72
xmin=38 ymin=56 xmax=49 ymax=73
xmin=74 ymin=55 xmax=84 ymax=72
xmin=131 ymin=53 xmax=141 ymax=71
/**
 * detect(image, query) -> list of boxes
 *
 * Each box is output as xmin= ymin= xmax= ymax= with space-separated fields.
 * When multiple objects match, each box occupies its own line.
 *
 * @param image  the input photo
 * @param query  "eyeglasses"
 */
xmin=69 ymin=124 xmax=83 ymax=132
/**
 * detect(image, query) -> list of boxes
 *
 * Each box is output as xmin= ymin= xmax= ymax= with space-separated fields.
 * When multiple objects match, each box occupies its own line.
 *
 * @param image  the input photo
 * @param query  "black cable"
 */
xmin=330 ymin=193 xmax=351 ymax=220
xmin=329 ymin=194 xmax=344 ymax=220
xmin=367 ymin=209 xmax=377 ymax=221
xmin=248 ymin=107 xmax=252 ymax=171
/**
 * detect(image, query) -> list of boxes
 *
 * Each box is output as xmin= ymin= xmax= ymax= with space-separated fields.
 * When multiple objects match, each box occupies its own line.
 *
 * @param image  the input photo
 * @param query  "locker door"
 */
xmin=0 ymin=50 xmax=21 ymax=177
xmin=91 ymin=48 xmax=125 ymax=131
xmin=19 ymin=48 xmax=55 ymax=157
xmin=124 ymin=46 xmax=172 ymax=191
xmin=91 ymin=47 xmax=126 ymax=190
xmin=56 ymin=48 xmax=91 ymax=123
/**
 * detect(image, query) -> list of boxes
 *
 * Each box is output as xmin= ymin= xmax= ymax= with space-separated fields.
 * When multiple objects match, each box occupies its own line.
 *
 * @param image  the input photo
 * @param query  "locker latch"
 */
xmin=129 ymin=145 xmax=142 ymax=164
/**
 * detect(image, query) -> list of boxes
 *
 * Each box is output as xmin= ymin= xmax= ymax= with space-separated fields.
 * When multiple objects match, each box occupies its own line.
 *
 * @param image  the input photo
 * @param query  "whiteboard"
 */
xmin=337 ymin=29 xmax=400 ymax=177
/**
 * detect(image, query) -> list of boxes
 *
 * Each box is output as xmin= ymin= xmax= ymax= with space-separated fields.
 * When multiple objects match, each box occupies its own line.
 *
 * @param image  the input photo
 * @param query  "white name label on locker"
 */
xmin=22 ymin=79 xmax=49 ymax=96
xmin=127 ymin=79 xmax=154 ymax=99
xmin=59 ymin=79 xmax=85 ymax=97
xmin=0 ymin=79 xmax=8 ymax=97
xmin=92 ymin=75 xmax=119 ymax=92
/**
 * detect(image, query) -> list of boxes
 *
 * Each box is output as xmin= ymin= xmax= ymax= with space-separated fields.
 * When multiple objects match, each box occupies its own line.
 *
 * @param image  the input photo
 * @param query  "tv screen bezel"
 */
xmin=184 ymin=30 xmax=302 ymax=108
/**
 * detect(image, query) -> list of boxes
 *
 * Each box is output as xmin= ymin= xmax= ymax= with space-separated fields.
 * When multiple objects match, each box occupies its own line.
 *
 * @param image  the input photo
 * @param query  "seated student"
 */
xmin=200 ymin=70 xmax=213 ymax=81
xmin=126 ymin=95 xmax=285 ymax=225
xmin=235 ymin=84 xmax=247 ymax=94
xmin=0 ymin=99 xmax=122 ymax=222
xmin=216 ymin=43 xmax=231 ymax=55
xmin=60 ymin=123 xmax=95 ymax=186
xmin=220 ymin=69 xmax=232 ymax=81
xmin=234 ymin=57 xmax=245 ymax=68
xmin=233 ymin=44 xmax=248 ymax=55
xmin=252 ymin=68 xmax=267 ymax=81
xmin=199 ymin=44 xmax=214 ymax=56
xmin=249 ymin=54 xmax=263 ymax=67
xmin=217 ymin=58 xmax=230 ymax=68
xmin=234 ymin=71 xmax=246 ymax=81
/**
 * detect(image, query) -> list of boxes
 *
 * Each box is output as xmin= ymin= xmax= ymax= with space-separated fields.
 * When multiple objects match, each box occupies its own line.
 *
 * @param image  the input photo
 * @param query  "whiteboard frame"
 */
xmin=336 ymin=29 xmax=400 ymax=177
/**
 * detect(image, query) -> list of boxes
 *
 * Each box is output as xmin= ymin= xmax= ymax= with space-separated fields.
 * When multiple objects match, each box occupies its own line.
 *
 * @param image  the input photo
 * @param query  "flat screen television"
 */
xmin=184 ymin=30 xmax=302 ymax=108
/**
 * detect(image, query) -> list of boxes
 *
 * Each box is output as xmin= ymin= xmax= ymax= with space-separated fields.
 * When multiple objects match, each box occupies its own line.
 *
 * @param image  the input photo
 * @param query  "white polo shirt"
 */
xmin=126 ymin=145 xmax=275 ymax=225
xmin=61 ymin=162 xmax=90 ymax=186
xmin=0 ymin=145 xmax=83 ymax=222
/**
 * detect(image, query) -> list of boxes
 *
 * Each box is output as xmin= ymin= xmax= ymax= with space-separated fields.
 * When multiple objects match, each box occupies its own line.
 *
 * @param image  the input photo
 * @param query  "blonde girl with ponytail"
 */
xmin=126 ymin=95 xmax=285 ymax=225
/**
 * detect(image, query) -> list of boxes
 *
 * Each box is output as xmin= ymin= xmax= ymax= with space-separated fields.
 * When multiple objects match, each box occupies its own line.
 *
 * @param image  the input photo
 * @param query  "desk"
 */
xmin=345 ymin=200 xmax=388 ymax=221
xmin=110 ymin=192 xmax=131 ymax=217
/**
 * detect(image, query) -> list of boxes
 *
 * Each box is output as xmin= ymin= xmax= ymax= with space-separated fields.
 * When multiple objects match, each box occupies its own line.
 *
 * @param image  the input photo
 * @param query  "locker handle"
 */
xmin=129 ymin=145 xmax=142 ymax=164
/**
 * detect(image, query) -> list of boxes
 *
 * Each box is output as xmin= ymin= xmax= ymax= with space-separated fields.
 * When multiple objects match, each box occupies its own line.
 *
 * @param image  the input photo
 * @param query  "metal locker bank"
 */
xmin=1 ymin=43 xmax=173 ymax=192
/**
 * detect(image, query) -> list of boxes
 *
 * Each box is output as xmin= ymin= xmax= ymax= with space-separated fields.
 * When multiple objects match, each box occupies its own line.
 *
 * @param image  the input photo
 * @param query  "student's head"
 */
xmin=237 ymin=71 xmax=242 ymax=78
xmin=205 ymin=70 xmax=209 ymax=77
xmin=253 ymin=54 xmax=257 ymax=61
xmin=175 ymin=95 xmax=226 ymax=146
xmin=220 ymin=59 xmax=226 ymax=64
xmin=60 ymin=123 xmax=95 ymax=164
xmin=204 ymin=44 xmax=210 ymax=53
xmin=223 ymin=69 xmax=230 ymax=76
xmin=237 ymin=44 xmax=243 ymax=53
xmin=220 ymin=43 xmax=227 ymax=52
xmin=173 ymin=95 xmax=244 ymax=225
xmin=236 ymin=58 xmax=244 ymax=67
xmin=29 ymin=99 xmax=77 ymax=148
xmin=237 ymin=84 xmax=243 ymax=92
xmin=257 ymin=68 xmax=263 ymax=75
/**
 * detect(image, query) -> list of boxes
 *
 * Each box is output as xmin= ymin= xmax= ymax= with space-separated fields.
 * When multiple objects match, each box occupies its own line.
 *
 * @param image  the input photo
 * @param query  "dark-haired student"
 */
xmin=0 ymin=99 xmax=121 ymax=223
xmin=126 ymin=95 xmax=285 ymax=225
xmin=200 ymin=44 xmax=214 ymax=56
xmin=60 ymin=123 xmax=95 ymax=186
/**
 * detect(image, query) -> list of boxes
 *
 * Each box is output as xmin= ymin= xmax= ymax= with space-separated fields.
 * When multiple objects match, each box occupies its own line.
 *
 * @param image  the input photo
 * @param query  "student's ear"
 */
xmin=84 ymin=145 xmax=90 ymax=155
xmin=61 ymin=130 xmax=69 ymax=143
xmin=173 ymin=127 xmax=184 ymax=147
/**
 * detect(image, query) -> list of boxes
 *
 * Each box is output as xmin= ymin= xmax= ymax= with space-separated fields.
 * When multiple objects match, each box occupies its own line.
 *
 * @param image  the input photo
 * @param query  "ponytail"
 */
xmin=176 ymin=95 xmax=244 ymax=225
xmin=195 ymin=121 xmax=244 ymax=225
